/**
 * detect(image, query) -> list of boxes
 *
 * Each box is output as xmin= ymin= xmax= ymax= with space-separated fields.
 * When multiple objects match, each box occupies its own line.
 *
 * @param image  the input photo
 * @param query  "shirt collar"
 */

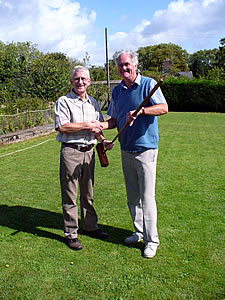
xmin=71 ymin=89 xmax=91 ymax=103
xmin=120 ymin=73 xmax=141 ymax=89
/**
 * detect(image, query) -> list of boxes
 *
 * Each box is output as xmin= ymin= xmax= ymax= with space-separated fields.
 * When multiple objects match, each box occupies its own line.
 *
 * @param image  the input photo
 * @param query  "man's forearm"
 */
xmin=58 ymin=121 xmax=102 ymax=134
xmin=100 ymin=118 xmax=117 ymax=130
xmin=58 ymin=122 xmax=90 ymax=134
xmin=143 ymin=104 xmax=168 ymax=116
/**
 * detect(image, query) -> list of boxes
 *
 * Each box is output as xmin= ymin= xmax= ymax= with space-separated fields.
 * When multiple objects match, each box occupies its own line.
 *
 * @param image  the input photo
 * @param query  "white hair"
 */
xmin=113 ymin=50 xmax=139 ymax=67
xmin=70 ymin=65 xmax=90 ymax=81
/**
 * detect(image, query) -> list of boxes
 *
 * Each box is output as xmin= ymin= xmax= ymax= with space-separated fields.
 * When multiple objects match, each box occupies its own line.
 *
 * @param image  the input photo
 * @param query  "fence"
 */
xmin=0 ymin=108 xmax=53 ymax=134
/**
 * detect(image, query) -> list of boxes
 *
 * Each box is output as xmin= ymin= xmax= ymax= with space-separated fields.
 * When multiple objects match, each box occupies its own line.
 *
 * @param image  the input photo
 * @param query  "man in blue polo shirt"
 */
xmin=101 ymin=50 xmax=168 ymax=258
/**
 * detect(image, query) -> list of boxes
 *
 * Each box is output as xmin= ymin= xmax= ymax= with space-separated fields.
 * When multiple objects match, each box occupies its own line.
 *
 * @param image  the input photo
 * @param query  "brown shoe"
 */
xmin=66 ymin=238 xmax=82 ymax=250
xmin=83 ymin=229 xmax=108 ymax=240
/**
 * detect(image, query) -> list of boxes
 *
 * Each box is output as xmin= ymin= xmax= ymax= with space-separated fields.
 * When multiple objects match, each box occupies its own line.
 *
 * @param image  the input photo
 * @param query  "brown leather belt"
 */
xmin=62 ymin=143 xmax=94 ymax=152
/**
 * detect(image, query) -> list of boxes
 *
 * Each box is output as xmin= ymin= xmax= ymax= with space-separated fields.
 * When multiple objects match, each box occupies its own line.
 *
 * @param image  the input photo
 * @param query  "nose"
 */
xmin=119 ymin=63 xmax=126 ymax=70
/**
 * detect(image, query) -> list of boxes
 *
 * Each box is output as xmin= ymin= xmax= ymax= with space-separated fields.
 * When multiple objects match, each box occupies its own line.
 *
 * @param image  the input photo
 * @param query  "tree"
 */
xmin=0 ymin=40 xmax=72 ymax=104
xmin=206 ymin=67 xmax=225 ymax=81
xmin=215 ymin=38 xmax=225 ymax=70
xmin=90 ymin=66 xmax=106 ymax=81
xmin=0 ymin=41 xmax=42 ymax=107
xmin=137 ymin=43 xmax=189 ymax=74
xmin=108 ymin=59 xmax=120 ymax=80
xmin=0 ymin=41 xmax=40 ymax=85
xmin=189 ymin=49 xmax=217 ymax=78
xmin=28 ymin=52 xmax=71 ymax=101
xmin=89 ymin=59 xmax=120 ymax=82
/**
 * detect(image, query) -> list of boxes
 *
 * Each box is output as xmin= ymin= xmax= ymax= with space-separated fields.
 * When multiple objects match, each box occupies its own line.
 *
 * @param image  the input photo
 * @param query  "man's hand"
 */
xmin=103 ymin=140 xmax=114 ymax=151
xmin=126 ymin=110 xmax=142 ymax=126
xmin=90 ymin=120 xmax=103 ymax=133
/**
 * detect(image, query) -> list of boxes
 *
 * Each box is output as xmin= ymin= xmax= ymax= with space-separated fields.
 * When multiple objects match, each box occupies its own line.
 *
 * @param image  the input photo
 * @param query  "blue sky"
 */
xmin=0 ymin=0 xmax=224 ymax=66
xmin=79 ymin=0 xmax=174 ymax=47
xmin=80 ymin=0 xmax=173 ymax=32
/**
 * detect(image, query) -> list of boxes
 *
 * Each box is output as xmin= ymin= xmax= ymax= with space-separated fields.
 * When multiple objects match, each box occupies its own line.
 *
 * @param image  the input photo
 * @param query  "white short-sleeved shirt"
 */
xmin=54 ymin=89 xmax=104 ymax=145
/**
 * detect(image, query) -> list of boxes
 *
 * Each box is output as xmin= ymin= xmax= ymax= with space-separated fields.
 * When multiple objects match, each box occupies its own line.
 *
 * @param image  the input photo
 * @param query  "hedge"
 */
xmin=161 ymin=78 xmax=225 ymax=113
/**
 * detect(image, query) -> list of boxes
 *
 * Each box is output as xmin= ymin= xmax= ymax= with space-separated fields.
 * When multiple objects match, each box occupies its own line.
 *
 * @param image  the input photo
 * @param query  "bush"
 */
xmin=87 ymin=83 xmax=109 ymax=110
xmin=161 ymin=78 xmax=225 ymax=112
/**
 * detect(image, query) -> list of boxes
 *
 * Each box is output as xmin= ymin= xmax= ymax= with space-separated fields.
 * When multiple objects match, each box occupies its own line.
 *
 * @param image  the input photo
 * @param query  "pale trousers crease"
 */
xmin=60 ymin=145 xmax=98 ymax=239
xmin=121 ymin=149 xmax=159 ymax=245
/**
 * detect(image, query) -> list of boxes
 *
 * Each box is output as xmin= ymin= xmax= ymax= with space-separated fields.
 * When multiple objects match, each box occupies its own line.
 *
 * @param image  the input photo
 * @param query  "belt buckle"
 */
xmin=77 ymin=145 xmax=84 ymax=151
xmin=77 ymin=144 xmax=92 ymax=152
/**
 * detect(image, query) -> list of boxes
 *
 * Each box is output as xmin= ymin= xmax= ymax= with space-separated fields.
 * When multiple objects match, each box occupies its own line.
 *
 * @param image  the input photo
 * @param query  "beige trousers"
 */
xmin=121 ymin=149 xmax=159 ymax=245
xmin=60 ymin=144 xmax=98 ymax=239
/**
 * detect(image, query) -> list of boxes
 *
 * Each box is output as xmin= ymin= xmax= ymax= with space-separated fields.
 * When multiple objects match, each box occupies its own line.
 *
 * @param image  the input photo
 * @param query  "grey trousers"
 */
xmin=121 ymin=149 xmax=159 ymax=245
xmin=60 ymin=144 xmax=98 ymax=239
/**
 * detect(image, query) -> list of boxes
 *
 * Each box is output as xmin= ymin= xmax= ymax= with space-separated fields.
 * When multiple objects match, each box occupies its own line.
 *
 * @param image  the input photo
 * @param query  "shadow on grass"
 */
xmin=0 ymin=204 xmax=65 ymax=243
xmin=0 ymin=205 xmax=142 ymax=250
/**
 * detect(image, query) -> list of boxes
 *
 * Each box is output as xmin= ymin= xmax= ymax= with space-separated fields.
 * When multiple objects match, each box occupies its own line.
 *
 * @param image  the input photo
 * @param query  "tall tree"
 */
xmin=0 ymin=41 xmax=40 ymax=85
xmin=215 ymin=38 xmax=225 ymax=70
xmin=189 ymin=49 xmax=217 ymax=78
xmin=28 ymin=52 xmax=71 ymax=100
xmin=137 ymin=43 xmax=189 ymax=73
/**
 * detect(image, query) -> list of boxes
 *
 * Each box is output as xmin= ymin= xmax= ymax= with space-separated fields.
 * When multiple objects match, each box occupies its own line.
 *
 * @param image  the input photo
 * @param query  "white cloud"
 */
xmin=0 ymin=0 xmax=224 ymax=66
xmin=108 ymin=0 xmax=225 ymax=58
xmin=108 ymin=20 xmax=152 ymax=55
xmin=0 ymin=0 xmax=96 ymax=60
xmin=203 ymin=0 xmax=217 ymax=7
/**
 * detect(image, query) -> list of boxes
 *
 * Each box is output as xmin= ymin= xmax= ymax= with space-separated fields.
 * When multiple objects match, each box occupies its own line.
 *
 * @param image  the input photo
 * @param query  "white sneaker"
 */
xmin=143 ymin=243 xmax=158 ymax=258
xmin=124 ymin=232 xmax=143 ymax=244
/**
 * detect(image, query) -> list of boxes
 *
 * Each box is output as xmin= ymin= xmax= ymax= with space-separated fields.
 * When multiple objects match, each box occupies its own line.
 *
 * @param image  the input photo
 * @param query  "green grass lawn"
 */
xmin=0 ymin=112 xmax=224 ymax=299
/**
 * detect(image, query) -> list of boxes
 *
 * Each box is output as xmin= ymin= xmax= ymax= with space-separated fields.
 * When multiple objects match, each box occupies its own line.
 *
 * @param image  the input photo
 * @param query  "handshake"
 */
xmin=90 ymin=120 xmax=114 ymax=151
xmin=90 ymin=120 xmax=104 ymax=134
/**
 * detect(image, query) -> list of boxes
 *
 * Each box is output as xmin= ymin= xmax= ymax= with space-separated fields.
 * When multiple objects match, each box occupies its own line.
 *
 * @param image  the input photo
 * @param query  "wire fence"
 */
xmin=0 ymin=80 xmax=121 ymax=134
xmin=0 ymin=108 xmax=53 ymax=134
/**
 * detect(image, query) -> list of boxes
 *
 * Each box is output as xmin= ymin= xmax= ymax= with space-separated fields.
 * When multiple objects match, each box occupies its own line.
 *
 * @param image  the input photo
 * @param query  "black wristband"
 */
xmin=101 ymin=138 xmax=106 ymax=143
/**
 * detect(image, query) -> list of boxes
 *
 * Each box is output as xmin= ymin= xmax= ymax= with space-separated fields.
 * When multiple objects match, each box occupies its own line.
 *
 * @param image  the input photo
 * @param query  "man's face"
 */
xmin=71 ymin=70 xmax=90 ymax=97
xmin=117 ymin=54 xmax=137 ymax=83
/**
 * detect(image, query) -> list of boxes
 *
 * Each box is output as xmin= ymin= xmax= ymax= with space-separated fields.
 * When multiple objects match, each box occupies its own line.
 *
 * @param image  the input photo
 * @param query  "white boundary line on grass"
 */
xmin=0 ymin=138 xmax=55 ymax=158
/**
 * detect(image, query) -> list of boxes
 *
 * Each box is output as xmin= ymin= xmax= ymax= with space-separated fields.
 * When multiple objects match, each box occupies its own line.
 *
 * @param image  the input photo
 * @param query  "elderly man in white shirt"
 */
xmin=54 ymin=65 xmax=112 ymax=250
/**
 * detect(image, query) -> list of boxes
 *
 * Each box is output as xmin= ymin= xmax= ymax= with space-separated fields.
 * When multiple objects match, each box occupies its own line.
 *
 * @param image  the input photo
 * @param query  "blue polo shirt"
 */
xmin=107 ymin=75 xmax=167 ymax=152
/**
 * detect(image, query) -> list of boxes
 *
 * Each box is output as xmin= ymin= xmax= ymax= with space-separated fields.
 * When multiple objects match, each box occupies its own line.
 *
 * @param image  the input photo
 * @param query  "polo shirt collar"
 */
xmin=120 ymin=73 xmax=141 ymax=89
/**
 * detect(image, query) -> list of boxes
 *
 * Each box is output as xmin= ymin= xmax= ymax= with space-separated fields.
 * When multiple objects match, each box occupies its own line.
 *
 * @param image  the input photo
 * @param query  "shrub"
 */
xmin=162 ymin=78 xmax=225 ymax=112
xmin=87 ymin=83 xmax=109 ymax=110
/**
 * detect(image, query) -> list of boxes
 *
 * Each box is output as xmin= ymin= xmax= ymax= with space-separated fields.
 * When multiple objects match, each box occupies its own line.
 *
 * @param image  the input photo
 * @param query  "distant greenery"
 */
xmin=0 ymin=42 xmax=73 ymax=104
xmin=0 ymin=38 xmax=224 ymax=116
xmin=189 ymin=38 xmax=225 ymax=79
xmin=137 ymin=43 xmax=189 ymax=73
xmin=0 ymin=112 xmax=224 ymax=299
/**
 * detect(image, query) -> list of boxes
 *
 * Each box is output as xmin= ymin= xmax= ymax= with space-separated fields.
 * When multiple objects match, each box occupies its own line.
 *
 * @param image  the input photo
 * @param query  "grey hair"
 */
xmin=70 ymin=65 xmax=90 ymax=81
xmin=113 ymin=50 xmax=139 ymax=67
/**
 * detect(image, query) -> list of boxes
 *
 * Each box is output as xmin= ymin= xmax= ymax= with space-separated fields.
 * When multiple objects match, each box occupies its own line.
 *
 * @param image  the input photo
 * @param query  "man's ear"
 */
xmin=87 ymin=79 xmax=91 ymax=87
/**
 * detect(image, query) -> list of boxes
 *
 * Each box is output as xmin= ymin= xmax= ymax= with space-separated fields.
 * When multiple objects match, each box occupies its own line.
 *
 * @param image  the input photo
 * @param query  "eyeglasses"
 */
xmin=73 ymin=77 xmax=89 ymax=83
